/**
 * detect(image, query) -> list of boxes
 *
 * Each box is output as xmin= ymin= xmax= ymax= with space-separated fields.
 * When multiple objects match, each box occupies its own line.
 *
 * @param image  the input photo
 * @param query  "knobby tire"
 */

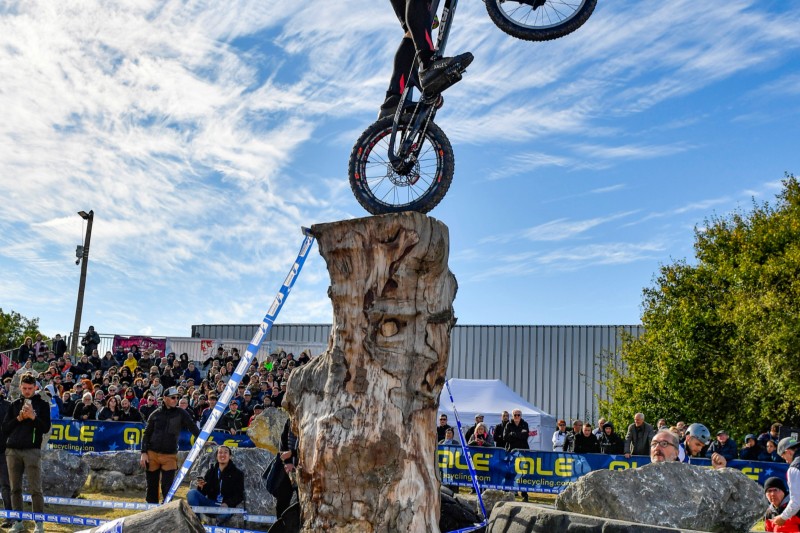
xmin=485 ymin=0 xmax=597 ymax=42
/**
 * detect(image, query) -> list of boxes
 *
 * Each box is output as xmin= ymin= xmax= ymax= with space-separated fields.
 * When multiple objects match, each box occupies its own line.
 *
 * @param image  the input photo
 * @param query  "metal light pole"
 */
xmin=70 ymin=210 xmax=94 ymax=357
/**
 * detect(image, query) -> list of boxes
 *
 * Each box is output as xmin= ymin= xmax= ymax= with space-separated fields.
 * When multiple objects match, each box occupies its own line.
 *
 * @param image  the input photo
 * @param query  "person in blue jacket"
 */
xmin=706 ymin=429 xmax=738 ymax=462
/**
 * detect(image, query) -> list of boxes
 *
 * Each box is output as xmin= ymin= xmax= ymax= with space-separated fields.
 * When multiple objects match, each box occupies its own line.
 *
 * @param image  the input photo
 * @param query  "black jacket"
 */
xmin=0 ymin=399 xmax=11 ymax=452
xmin=503 ymin=419 xmax=530 ymax=450
xmin=493 ymin=421 xmax=508 ymax=450
xmin=118 ymin=408 xmax=144 ymax=423
xmin=598 ymin=425 xmax=625 ymax=455
xmin=437 ymin=424 xmax=452 ymax=442
xmin=198 ymin=460 xmax=245 ymax=508
xmin=73 ymin=402 xmax=98 ymax=421
xmin=2 ymin=394 xmax=51 ymax=450
xmin=573 ymin=432 xmax=600 ymax=454
xmin=141 ymin=405 xmax=199 ymax=454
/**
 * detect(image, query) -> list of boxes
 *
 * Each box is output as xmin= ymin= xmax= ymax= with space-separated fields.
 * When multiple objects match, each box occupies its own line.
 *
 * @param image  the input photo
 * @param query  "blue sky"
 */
xmin=1 ymin=0 xmax=799 ymax=338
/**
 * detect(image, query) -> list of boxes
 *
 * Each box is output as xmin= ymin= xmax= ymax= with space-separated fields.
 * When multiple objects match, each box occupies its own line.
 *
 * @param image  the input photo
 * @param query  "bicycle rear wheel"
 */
xmin=486 ymin=0 xmax=597 ymax=42
xmin=348 ymin=117 xmax=454 ymax=215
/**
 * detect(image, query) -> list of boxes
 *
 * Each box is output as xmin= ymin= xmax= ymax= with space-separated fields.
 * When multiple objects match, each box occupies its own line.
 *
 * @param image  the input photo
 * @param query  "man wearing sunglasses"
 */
xmin=140 ymin=386 xmax=200 ymax=503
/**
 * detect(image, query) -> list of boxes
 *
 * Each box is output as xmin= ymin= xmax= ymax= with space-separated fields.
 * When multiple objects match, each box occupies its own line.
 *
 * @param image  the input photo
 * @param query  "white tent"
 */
xmin=437 ymin=378 xmax=558 ymax=451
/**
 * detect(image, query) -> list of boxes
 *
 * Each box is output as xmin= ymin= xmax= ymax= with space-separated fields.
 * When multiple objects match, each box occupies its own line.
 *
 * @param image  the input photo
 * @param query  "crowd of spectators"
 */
xmin=8 ymin=331 xmax=314 ymax=434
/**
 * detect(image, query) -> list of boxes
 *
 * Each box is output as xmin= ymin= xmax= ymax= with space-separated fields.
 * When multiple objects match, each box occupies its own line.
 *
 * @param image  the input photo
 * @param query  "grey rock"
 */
xmin=481 ymin=488 xmax=515 ymax=517
xmin=82 ymin=451 xmax=141 ymax=475
xmin=487 ymin=502 xmax=707 ymax=533
xmin=441 ymin=487 xmax=486 ymax=533
xmin=555 ymin=461 xmax=766 ymax=532
xmin=76 ymin=499 xmax=204 ymax=533
xmin=31 ymin=449 xmax=89 ymax=497
xmin=81 ymin=451 xmax=147 ymax=491
xmin=247 ymin=407 xmax=290 ymax=454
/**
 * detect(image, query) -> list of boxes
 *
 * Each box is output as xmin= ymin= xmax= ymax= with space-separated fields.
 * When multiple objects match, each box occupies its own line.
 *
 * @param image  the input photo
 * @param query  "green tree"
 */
xmin=0 ymin=308 xmax=43 ymax=352
xmin=600 ymin=174 xmax=800 ymax=439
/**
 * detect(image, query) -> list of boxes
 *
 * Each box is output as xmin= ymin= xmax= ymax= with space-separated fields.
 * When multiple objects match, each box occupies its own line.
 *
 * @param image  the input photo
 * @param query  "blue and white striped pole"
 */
xmin=163 ymin=228 xmax=316 ymax=503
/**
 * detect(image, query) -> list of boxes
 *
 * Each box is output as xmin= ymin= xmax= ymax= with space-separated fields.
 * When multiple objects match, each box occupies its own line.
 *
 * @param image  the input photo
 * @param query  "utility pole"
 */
xmin=70 ymin=210 xmax=94 ymax=357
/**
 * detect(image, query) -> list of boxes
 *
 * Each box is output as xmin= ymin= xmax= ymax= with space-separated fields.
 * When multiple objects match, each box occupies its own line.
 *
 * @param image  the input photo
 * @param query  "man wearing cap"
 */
xmin=764 ymin=476 xmax=800 ymax=531
xmin=139 ymin=386 xmax=200 ymax=503
xmin=706 ymin=430 xmax=737 ymax=463
xmin=773 ymin=437 xmax=800 ymax=527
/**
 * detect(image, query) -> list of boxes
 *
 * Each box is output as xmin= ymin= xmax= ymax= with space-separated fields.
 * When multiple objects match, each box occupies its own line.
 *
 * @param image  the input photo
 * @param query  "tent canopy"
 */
xmin=437 ymin=378 xmax=558 ymax=451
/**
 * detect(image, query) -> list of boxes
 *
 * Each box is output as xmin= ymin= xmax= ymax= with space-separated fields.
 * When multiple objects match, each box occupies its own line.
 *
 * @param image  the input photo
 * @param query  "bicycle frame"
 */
xmin=387 ymin=0 xmax=460 ymax=174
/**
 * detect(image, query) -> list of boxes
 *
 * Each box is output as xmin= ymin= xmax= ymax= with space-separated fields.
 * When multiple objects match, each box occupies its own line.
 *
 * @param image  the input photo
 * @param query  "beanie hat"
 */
xmin=764 ymin=476 xmax=787 ymax=494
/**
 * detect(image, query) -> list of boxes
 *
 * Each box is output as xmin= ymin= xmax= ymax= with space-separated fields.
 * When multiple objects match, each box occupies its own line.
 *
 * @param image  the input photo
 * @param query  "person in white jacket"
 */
xmin=552 ymin=419 xmax=568 ymax=452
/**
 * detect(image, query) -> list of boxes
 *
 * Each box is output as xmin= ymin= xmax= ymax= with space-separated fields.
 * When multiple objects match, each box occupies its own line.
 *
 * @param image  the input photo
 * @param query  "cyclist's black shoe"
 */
xmin=378 ymin=93 xmax=444 ymax=120
xmin=419 ymin=52 xmax=474 ymax=95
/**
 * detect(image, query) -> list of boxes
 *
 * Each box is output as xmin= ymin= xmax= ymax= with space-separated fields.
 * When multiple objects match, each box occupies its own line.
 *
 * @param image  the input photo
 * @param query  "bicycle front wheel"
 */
xmin=486 ymin=0 xmax=597 ymax=42
xmin=348 ymin=117 xmax=454 ymax=215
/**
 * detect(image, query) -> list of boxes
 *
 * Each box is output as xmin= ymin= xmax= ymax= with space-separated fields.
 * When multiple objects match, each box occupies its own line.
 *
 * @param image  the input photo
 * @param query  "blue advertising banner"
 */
xmin=48 ymin=420 xmax=255 ymax=454
xmin=437 ymin=445 xmax=788 ymax=494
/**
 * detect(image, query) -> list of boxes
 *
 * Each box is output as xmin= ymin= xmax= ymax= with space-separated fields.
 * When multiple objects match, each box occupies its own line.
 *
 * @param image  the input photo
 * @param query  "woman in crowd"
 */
xmin=468 ymin=423 xmax=495 ymax=447
xmin=97 ymin=395 xmax=122 ymax=421
xmin=100 ymin=351 xmax=115 ymax=372
xmin=60 ymin=391 xmax=76 ymax=418
xmin=73 ymin=392 xmax=98 ymax=421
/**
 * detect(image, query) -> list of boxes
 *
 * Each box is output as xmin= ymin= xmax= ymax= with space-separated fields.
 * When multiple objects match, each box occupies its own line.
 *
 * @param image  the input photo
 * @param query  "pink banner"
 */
xmin=112 ymin=335 xmax=166 ymax=353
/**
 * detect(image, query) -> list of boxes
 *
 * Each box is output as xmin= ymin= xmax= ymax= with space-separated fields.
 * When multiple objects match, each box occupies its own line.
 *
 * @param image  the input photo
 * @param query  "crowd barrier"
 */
xmin=438 ymin=445 xmax=789 ymax=493
xmin=48 ymin=419 xmax=255 ymax=453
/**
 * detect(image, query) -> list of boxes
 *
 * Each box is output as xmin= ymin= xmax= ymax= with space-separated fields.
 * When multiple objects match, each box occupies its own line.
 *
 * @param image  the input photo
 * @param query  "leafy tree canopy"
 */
xmin=600 ymin=174 xmax=800 ymax=439
xmin=0 ymin=308 xmax=43 ymax=351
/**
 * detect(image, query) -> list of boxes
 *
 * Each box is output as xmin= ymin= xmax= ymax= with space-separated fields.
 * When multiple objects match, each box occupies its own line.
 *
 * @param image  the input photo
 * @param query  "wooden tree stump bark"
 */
xmin=284 ymin=212 xmax=457 ymax=533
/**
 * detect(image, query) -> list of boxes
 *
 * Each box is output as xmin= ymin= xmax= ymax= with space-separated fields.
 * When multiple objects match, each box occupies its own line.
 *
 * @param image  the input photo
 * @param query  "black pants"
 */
xmin=145 ymin=468 xmax=176 ymax=504
xmin=0 ymin=453 xmax=10 ymax=511
xmin=386 ymin=0 xmax=434 ymax=97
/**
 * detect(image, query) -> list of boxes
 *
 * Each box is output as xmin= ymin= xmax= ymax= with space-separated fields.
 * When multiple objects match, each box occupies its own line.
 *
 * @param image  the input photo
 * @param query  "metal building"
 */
xmin=191 ymin=323 xmax=643 ymax=422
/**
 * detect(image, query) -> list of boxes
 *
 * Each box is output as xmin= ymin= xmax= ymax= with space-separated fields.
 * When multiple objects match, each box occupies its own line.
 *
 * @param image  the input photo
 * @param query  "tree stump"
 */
xmin=284 ymin=212 xmax=457 ymax=532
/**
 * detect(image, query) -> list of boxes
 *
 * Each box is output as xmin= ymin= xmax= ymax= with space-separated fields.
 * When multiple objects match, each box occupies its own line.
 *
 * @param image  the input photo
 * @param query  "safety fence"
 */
xmin=438 ymin=445 xmax=788 ymax=493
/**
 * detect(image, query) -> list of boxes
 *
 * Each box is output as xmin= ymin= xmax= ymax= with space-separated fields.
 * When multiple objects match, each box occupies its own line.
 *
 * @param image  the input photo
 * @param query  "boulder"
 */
xmin=76 ymin=499 xmax=204 ymax=533
xmin=33 ymin=449 xmax=89 ymax=497
xmin=487 ymin=502 xmax=706 ymax=533
xmin=247 ymin=407 xmax=290 ymax=453
xmin=481 ymin=488 xmax=515 ymax=517
xmin=555 ymin=461 xmax=766 ymax=532
xmin=82 ymin=451 xmax=147 ymax=492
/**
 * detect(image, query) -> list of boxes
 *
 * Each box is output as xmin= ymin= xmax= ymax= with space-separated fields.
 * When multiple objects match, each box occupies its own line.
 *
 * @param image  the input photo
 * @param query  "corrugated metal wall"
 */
xmin=191 ymin=323 xmax=643 ymax=421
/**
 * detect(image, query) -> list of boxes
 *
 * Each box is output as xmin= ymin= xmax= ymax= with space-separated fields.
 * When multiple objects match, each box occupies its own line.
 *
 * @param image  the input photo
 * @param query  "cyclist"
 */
xmin=379 ymin=0 xmax=473 ymax=119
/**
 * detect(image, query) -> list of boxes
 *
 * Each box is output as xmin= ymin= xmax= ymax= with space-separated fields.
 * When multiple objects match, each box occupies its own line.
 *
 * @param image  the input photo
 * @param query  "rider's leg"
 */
xmin=379 ymin=35 xmax=416 ymax=117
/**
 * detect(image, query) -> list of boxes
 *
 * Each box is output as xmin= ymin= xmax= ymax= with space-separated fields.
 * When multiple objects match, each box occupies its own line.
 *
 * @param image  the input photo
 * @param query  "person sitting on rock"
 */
xmin=649 ymin=430 xmax=680 ymax=463
xmin=187 ymin=445 xmax=245 ymax=525
xmin=764 ymin=476 xmax=800 ymax=532
xmin=573 ymin=423 xmax=600 ymax=454
xmin=598 ymin=422 xmax=624 ymax=455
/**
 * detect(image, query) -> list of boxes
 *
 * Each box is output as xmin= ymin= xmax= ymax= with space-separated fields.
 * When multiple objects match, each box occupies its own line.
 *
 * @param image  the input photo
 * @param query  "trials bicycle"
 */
xmin=348 ymin=0 xmax=597 ymax=215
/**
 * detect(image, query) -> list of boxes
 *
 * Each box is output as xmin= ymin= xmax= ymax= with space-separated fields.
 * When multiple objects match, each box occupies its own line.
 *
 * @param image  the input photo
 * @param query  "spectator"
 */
xmin=439 ymin=427 xmax=459 ymax=446
xmin=276 ymin=418 xmax=298 ymax=519
xmin=552 ymin=419 xmax=568 ymax=452
xmin=31 ymin=354 xmax=48 ymax=374
xmin=177 ymin=353 xmax=190 ymax=372
xmin=239 ymin=390 xmax=256 ymax=418
xmin=123 ymin=352 xmax=138 ymax=374
xmin=649 ymin=430 xmax=680 ymax=463
xmin=17 ymin=337 xmax=33 ymax=365
xmin=178 ymin=397 xmax=196 ymax=422
xmin=573 ymin=423 xmax=600 ymax=454
xmin=564 ymin=420 xmax=583 ymax=453
xmin=763 ymin=476 xmax=800 ymax=532
xmin=119 ymin=397 xmax=144 ymax=423
xmin=88 ymin=349 xmax=102 ymax=371
xmin=624 ymin=413 xmax=656 ymax=458
xmin=97 ymin=396 xmax=122 ymax=422
xmin=760 ymin=423 xmax=783 ymax=450
xmin=656 ymin=418 xmax=668 ymax=431
xmin=493 ymin=411 xmax=510 ymax=450
xmin=760 ymin=440 xmax=785 ymax=463
xmin=593 ymin=418 xmax=606 ymax=439
xmin=437 ymin=414 xmax=452 ymax=442
xmin=740 ymin=434 xmax=762 ymax=461
xmin=200 ymin=395 xmax=220 ymax=428
xmin=467 ymin=423 xmax=495 ymax=447
xmin=52 ymin=334 xmax=67 ymax=358
xmin=113 ymin=346 xmax=126 ymax=366
xmin=59 ymin=392 xmax=75 ymax=418
xmin=183 ymin=362 xmax=202 ymax=384
xmin=220 ymin=400 xmax=245 ymax=435
xmin=503 ymin=409 xmax=530 ymax=502
xmin=2 ymin=373 xmax=50 ymax=533
xmin=72 ymin=392 xmax=98 ymax=421
xmin=80 ymin=326 xmax=100 ymax=356
xmin=187 ymin=445 xmax=245 ymax=525
xmin=100 ymin=351 xmax=115 ymax=372
xmin=773 ymin=438 xmax=800 ymax=528
xmin=140 ymin=387 xmax=200 ymax=503
xmin=0 ymin=390 xmax=11 ymax=527
xmin=706 ymin=430 xmax=737 ymax=463
xmin=161 ymin=368 xmax=176 ymax=389
xmin=598 ymin=422 xmax=624 ymax=455
xmin=675 ymin=421 xmax=687 ymax=440
xmin=139 ymin=393 xmax=158 ymax=421
xmin=73 ymin=355 xmax=93 ymax=377
xmin=464 ymin=414 xmax=484 ymax=443
xmin=248 ymin=404 xmax=264 ymax=427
